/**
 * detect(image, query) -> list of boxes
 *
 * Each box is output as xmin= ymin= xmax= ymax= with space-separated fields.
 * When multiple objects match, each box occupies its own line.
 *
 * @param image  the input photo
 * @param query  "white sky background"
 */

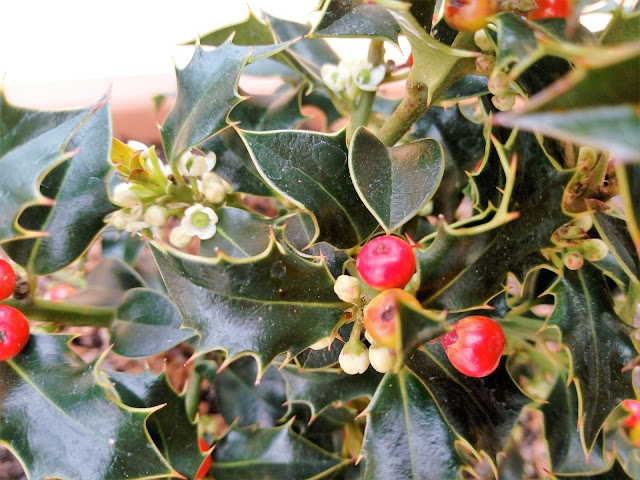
xmin=0 ymin=0 xmax=376 ymax=86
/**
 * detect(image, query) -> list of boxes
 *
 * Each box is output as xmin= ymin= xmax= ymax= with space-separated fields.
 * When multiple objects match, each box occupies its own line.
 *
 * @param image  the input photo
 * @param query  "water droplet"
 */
xmin=270 ymin=261 xmax=286 ymax=279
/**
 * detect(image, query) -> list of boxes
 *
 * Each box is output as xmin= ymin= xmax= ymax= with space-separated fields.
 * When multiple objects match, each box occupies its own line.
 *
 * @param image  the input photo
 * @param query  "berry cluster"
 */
xmin=0 ymin=259 xmax=30 ymax=361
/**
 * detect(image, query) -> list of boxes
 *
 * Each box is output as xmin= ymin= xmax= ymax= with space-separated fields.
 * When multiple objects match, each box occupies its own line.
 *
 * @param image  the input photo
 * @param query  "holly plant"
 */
xmin=2 ymin=0 xmax=640 ymax=478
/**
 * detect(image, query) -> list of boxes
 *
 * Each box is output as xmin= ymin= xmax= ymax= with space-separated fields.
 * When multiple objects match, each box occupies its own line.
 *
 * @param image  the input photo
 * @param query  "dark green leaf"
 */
xmin=593 ymin=212 xmax=640 ymax=282
xmin=407 ymin=347 xmax=531 ymax=456
xmin=349 ymin=127 xmax=444 ymax=232
xmin=161 ymin=42 xmax=252 ymax=162
xmin=615 ymin=163 xmax=640 ymax=261
xmin=416 ymin=133 xmax=572 ymax=310
xmin=303 ymin=242 xmax=351 ymax=279
xmin=0 ymin=91 xmax=93 ymax=243
xmin=437 ymin=74 xmax=489 ymax=101
xmin=197 ymin=10 xmax=276 ymax=46
xmin=111 ymin=288 xmax=195 ymax=358
xmin=150 ymin=236 xmax=345 ymax=375
xmin=202 ymin=127 xmax=275 ymax=197
xmin=198 ymin=357 xmax=288 ymax=428
xmin=2 ymin=100 xmax=116 ymax=274
xmin=240 ymin=128 xmax=378 ymax=248
xmin=545 ymin=264 xmax=636 ymax=451
xmin=361 ymin=367 xmax=461 ymax=479
xmin=101 ymin=229 xmax=145 ymax=265
xmin=199 ymin=206 xmax=272 ymax=258
xmin=280 ymin=365 xmax=382 ymax=417
xmin=601 ymin=9 xmax=640 ymax=45
xmin=109 ymin=369 xmax=206 ymax=480
xmin=0 ymin=335 xmax=172 ymax=480
xmin=311 ymin=0 xmax=401 ymax=45
xmin=396 ymin=301 xmax=447 ymax=368
xmin=230 ymin=84 xmax=307 ymax=131
xmin=212 ymin=423 xmax=346 ymax=479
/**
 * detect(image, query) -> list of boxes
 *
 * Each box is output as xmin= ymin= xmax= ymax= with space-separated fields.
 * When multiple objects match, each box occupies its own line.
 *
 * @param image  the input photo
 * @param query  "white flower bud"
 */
xmin=369 ymin=344 xmax=395 ymax=373
xmin=474 ymin=29 xmax=493 ymax=52
xmin=580 ymin=238 xmax=608 ymax=262
xmin=333 ymin=275 xmax=361 ymax=303
xmin=488 ymin=71 xmax=510 ymax=97
xmin=169 ymin=226 xmax=193 ymax=248
xmin=364 ymin=329 xmax=377 ymax=345
xmin=310 ymin=336 xmax=333 ymax=350
xmin=111 ymin=212 xmax=128 ymax=230
xmin=112 ymin=183 xmax=141 ymax=207
xmin=178 ymin=151 xmax=216 ymax=177
xmin=339 ymin=340 xmax=369 ymax=375
xmin=144 ymin=206 xmax=168 ymax=227
xmin=321 ymin=63 xmax=349 ymax=92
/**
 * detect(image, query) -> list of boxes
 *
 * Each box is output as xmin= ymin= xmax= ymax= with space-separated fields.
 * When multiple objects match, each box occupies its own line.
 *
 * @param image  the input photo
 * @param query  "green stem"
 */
xmin=1 ymin=298 xmax=115 ymax=327
xmin=376 ymin=79 xmax=429 ymax=146
xmin=185 ymin=358 xmax=204 ymax=421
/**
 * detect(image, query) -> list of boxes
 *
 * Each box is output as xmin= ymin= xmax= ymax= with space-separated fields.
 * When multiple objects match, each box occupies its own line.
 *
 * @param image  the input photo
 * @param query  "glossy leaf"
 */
xmin=396 ymin=301 xmax=448 ymax=368
xmin=150 ymin=235 xmax=345 ymax=376
xmin=2 ymin=100 xmax=116 ymax=274
xmin=0 ymin=334 xmax=172 ymax=480
xmin=349 ymin=127 xmax=445 ymax=232
xmin=201 ymin=127 xmax=275 ymax=197
xmin=311 ymin=0 xmax=401 ymax=45
xmin=416 ymin=133 xmax=572 ymax=310
xmin=407 ymin=347 xmax=531 ymax=456
xmin=230 ymin=84 xmax=307 ymax=132
xmin=240 ymin=128 xmax=378 ymax=248
xmin=199 ymin=206 xmax=273 ymax=258
xmin=212 ymin=423 xmax=346 ymax=479
xmin=593 ymin=212 xmax=640 ymax=282
xmin=111 ymin=288 xmax=196 ymax=358
xmin=0 ymin=91 xmax=93 ymax=244
xmin=280 ymin=365 xmax=382 ymax=417
xmin=615 ymin=163 xmax=640 ymax=257
xmin=197 ymin=356 xmax=288 ymax=428
xmin=361 ymin=367 xmax=461 ymax=479
xmin=160 ymin=42 xmax=252 ymax=163
xmin=600 ymin=9 xmax=640 ymax=45
xmin=389 ymin=9 xmax=476 ymax=104
xmin=545 ymin=264 xmax=636 ymax=451
xmin=109 ymin=369 xmax=207 ymax=480
xmin=197 ymin=10 xmax=276 ymax=46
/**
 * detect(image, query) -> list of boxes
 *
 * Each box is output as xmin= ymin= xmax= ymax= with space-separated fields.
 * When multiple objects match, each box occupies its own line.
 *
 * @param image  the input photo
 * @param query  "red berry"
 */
xmin=444 ymin=0 xmax=498 ymax=32
xmin=407 ymin=52 xmax=413 ymax=67
xmin=364 ymin=288 xmax=421 ymax=348
xmin=356 ymin=236 xmax=416 ymax=290
xmin=195 ymin=438 xmax=212 ymax=479
xmin=441 ymin=316 xmax=506 ymax=377
xmin=0 ymin=259 xmax=16 ymax=301
xmin=527 ymin=0 xmax=570 ymax=19
xmin=0 ymin=305 xmax=30 ymax=361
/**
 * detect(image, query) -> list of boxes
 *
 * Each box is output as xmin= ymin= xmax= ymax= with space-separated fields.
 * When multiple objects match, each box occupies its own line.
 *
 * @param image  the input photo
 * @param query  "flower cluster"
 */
xmin=321 ymin=58 xmax=386 ymax=97
xmin=107 ymin=143 xmax=233 ymax=248
xmin=473 ymin=29 xmax=519 ymax=111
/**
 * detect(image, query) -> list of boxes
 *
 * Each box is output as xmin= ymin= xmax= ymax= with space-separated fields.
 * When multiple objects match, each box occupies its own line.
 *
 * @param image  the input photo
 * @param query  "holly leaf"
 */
xmin=361 ymin=367 xmax=462 ymax=479
xmin=545 ymin=264 xmax=637 ymax=451
xmin=614 ymin=164 xmax=640 ymax=260
xmin=1 ymin=100 xmax=116 ymax=274
xmin=407 ymin=346 xmax=531 ymax=456
xmin=197 ymin=9 xmax=276 ymax=46
xmin=197 ymin=357 xmax=288 ymax=428
xmin=212 ymin=423 xmax=347 ymax=479
xmin=149 ymin=235 xmax=345 ymax=377
xmin=230 ymin=84 xmax=307 ymax=132
xmin=111 ymin=288 xmax=196 ymax=358
xmin=349 ymin=127 xmax=445 ymax=233
xmin=416 ymin=132 xmax=572 ymax=310
xmin=199 ymin=206 xmax=273 ymax=258
xmin=160 ymin=42 xmax=252 ymax=163
xmin=310 ymin=0 xmax=401 ymax=45
xmin=280 ymin=365 xmax=382 ymax=418
xmin=601 ymin=9 xmax=640 ymax=46
xmin=240 ymin=128 xmax=378 ymax=248
xmin=0 ymin=91 xmax=94 ymax=244
xmin=0 ymin=334 xmax=173 ymax=480
xmin=108 ymin=369 xmax=207 ymax=480
xmin=389 ymin=9 xmax=476 ymax=104
xmin=201 ymin=127 xmax=275 ymax=197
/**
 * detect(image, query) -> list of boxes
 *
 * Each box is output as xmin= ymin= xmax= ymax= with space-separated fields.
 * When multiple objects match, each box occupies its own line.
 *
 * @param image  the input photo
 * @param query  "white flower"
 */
xmin=169 ymin=226 xmax=193 ymax=248
xmin=369 ymin=344 xmax=395 ymax=373
xmin=310 ymin=336 xmax=333 ymax=350
xmin=144 ymin=205 xmax=168 ymax=227
xmin=202 ymin=172 xmax=230 ymax=204
xmin=178 ymin=151 xmax=216 ymax=177
xmin=321 ymin=63 xmax=350 ymax=92
xmin=112 ymin=183 xmax=141 ymax=208
xmin=182 ymin=204 xmax=218 ymax=240
xmin=339 ymin=339 xmax=369 ymax=375
xmin=353 ymin=63 xmax=386 ymax=92
xmin=333 ymin=275 xmax=361 ymax=304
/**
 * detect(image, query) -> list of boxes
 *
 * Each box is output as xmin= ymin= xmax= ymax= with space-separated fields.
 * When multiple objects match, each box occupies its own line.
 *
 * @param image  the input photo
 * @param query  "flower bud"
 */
xmin=170 ymin=226 xmax=193 ymax=248
xmin=339 ymin=340 xmax=369 ymax=375
xmin=369 ymin=344 xmax=395 ymax=373
xmin=205 ymin=183 xmax=227 ymax=204
xmin=112 ymin=184 xmax=140 ymax=207
xmin=563 ymin=252 xmax=584 ymax=270
xmin=474 ymin=29 xmax=493 ymax=52
xmin=310 ymin=336 xmax=333 ymax=350
xmin=476 ymin=54 xmax=495 ymax=73
xmin=488 ymin=71 xmax=510 ymax=96
xmin=144 ymin=206 xmax=168 ymax=227
xmin=492 ymin=92 xmax=516 ymax=111
xmin=364 ymin=329 xmax=377 ymax=345
xmin=333 ymin=275 xmax=361 ymax=303
xmin=580 ymin=238 xmax=608 ymax=262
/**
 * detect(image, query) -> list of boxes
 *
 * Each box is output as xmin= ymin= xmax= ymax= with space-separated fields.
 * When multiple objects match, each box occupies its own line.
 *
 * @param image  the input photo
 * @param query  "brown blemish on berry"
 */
xmin=381 ymin=305 xmax=396 ymax=322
